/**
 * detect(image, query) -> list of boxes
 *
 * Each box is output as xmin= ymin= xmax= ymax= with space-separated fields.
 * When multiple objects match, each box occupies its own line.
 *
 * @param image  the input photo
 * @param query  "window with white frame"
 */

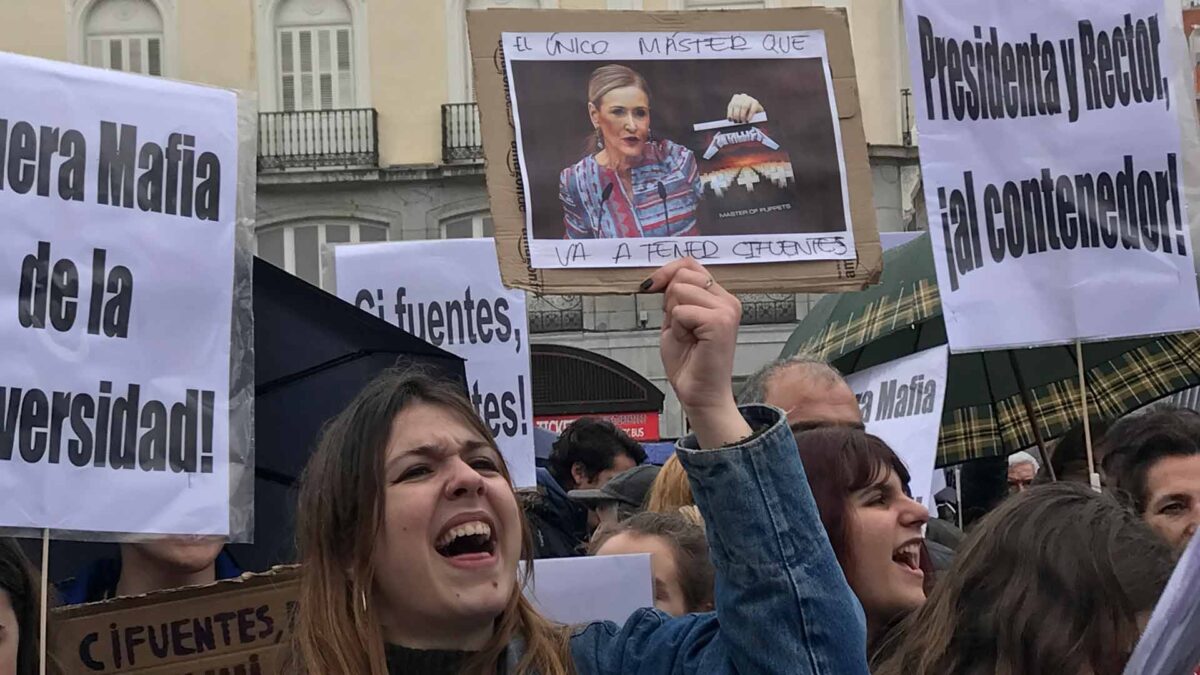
xmin=276 ymin=0 xmax=355 ymax=111
xmin=440 ymin=213 xmax=494 ymax=239
xmin=455 ymin=0 xmax=542 ymax=102
xmin=84 ymin=0 xmax=164 ymax=76
xmin=257 ymin=221 xmax=388 ymax=287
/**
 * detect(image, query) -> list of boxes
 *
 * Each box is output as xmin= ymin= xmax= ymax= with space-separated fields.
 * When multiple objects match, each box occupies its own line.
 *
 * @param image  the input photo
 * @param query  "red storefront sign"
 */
xmin=535 ymin=412 xmax=661 ymax=441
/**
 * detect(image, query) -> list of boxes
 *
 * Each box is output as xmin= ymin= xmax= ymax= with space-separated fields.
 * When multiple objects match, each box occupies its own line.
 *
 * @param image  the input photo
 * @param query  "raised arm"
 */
xmin=570 ymin=259 xmax=869 ymax=675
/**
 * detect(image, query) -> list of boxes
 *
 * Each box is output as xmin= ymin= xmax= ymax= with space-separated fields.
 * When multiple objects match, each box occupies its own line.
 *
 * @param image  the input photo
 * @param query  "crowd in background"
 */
xmin=1 ymin=259 xmax=1198 ymax=674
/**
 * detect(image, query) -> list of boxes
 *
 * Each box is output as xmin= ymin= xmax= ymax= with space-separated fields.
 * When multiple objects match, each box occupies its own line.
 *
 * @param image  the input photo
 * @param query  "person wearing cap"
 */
xmin=570 ymin=464 xmax=662 ymax=532
xmin=526 ymin=418 xmax=647 ymax=558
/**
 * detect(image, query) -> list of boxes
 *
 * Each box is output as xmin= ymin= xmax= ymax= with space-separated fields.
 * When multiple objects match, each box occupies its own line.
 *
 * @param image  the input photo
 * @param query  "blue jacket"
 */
xmin=57 ymin=549 xmax=243 ymax=606
xmin=509 ymin=405 xmax=870 ymax=674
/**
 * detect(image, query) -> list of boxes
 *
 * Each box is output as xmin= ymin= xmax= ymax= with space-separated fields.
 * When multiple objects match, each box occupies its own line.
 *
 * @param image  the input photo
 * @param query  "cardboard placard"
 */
xmin=50 ymin=567 xmax=299 ymax=674
xmin=469 ymin=9 xmax=880 ymax=294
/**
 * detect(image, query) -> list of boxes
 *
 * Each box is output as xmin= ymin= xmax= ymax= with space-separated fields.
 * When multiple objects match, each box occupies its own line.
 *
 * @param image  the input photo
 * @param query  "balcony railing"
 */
xmin=739 ymin=293 xmax=797 ymax=325
xmin=258 ymin=108 xmax=378 ymax=171
xmin=529 ymin=295 xmax=584 ymax=333
xmin=442 ymin=102 xmax=484 ymax=164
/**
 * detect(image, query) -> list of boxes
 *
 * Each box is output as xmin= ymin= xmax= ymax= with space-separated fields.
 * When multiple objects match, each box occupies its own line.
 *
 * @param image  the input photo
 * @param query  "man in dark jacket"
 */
xmin=526 ymin=417 xmax=646 ymax=558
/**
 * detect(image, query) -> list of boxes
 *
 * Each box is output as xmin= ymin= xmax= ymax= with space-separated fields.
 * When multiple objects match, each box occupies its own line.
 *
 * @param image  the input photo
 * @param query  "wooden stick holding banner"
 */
xmin=1075 ymin=340 xmax=1100 ymax=492
xmin=954 ymin=465 xmax=964 ymax=530
xmin=39 ymin=529 xmax=48 ymax=675
xmin=1007 ymin=351 xmax=1056 ymax=482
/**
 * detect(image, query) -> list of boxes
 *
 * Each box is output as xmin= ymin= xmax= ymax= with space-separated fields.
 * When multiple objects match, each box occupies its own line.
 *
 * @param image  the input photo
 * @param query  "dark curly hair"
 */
xmin=1101 ymin=405 xmax=1200 ymax=513
xmin=548 ymin=417 xmax=646 ymax=490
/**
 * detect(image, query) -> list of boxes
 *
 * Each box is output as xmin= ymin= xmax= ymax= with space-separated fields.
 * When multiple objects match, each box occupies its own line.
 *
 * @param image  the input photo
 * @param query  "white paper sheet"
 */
xmin=522 ymin=553 xmax=654 ymax=626
xmin=0 ymin=53 xmax=238 ymax=536
xmin=846 ymin=346 xmax=950 ymax=508
xmin=903 ymin=0 xmax=1200 ymax=352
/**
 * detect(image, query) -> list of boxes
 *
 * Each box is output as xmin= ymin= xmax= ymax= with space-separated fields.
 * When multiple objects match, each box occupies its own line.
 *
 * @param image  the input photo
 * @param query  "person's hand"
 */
xmin=642 ymin=259 xmax=752 ymax=449
xmin=726 ymin=94 xmax=765 ymax=123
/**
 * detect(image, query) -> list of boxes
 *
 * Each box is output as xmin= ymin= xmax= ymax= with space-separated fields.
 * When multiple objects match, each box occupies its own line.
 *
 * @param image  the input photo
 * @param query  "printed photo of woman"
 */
xmin=558 ymin=65 xmax=765 ymax=240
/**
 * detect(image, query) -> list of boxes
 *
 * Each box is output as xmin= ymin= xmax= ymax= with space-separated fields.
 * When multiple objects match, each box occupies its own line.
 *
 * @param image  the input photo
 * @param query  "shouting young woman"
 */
xmin=286 ymin=259 xmax=868 ymax=675
xmin=792 ymin=427 xmax=931 ymax=652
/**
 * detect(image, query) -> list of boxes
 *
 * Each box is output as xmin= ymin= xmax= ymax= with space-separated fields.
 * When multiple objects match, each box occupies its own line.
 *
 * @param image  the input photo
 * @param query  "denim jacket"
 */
xmin=507 ymin=405 xmax=869 ymax=675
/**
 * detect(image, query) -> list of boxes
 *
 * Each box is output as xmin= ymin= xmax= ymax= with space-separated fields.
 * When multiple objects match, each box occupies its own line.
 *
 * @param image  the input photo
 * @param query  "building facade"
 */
xmin=0 ymin=0 xmax=922 ymax=438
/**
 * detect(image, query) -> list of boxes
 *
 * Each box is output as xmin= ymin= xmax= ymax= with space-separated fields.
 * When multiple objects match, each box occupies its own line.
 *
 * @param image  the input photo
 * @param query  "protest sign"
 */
xmin=49 ymin=555 xmax=650 ymax=675
xmin=522 ymin=553 xmax=653 ymax=625
xmin=333 ymin=239 xmax=535 ymax=488
xmin=469 ymin=8 xmax=881 ymax=294
xmin=505 ymin=30 xmax=853 ymax=270
xmin=904 ymin=0 xmax=1200 ymax=352
xmin=0 ymin=52 xmax=250 ymax=538
xmin=50 ymin=567 xmax=298 ymax=674
xmin=846 ymin=346 xmax=949 ymax=508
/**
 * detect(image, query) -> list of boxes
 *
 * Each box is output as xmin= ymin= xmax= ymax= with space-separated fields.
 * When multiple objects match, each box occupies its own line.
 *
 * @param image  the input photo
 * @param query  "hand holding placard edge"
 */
xmin=645 ymin=258 xmax=752 ymax=449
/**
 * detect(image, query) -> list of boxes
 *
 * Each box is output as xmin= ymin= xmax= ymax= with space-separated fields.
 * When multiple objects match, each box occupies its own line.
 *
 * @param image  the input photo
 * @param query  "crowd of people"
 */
xmin=1 ymin=258 xmax=1198 ymax=674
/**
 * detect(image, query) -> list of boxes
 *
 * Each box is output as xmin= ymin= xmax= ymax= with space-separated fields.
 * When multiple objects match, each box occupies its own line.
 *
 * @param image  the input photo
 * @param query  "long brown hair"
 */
xmin=0 ymin=538 xmax=39 ymax=675
xmin=871 ymin=482 xmax=1174 ymax=675
xmin=289 ymin=370 xmax=573 ymax=675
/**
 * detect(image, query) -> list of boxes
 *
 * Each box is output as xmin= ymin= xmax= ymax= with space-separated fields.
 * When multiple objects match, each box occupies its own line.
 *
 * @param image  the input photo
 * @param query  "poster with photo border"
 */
xmin=469 ymin=8 xmax=881 ymax=295
xmin=504 ymin=30 xmax=856 ymax=270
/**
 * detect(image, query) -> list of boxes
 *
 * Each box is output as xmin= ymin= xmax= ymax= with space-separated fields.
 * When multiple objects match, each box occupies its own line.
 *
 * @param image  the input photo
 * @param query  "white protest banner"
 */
xmin=0 ymin=53 xmax=241 ymax=536
xmin=846 ymin=346 xmax=950 ymax=508
xmin=521 ymin=553 xmax=653 ymax=626
xmin=334 ymin=239 xmax=535 ymax=487
xmin=503 ymin=30 xmax=855 ymax=269
xmin=904 ymin=0 xmax=1200 ymax=352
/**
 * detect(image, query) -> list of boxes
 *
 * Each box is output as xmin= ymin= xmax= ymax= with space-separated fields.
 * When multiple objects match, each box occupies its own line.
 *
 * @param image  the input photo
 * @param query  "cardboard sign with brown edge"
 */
xmin=469 ymin=8 xmax=881 ymax=294
xmin=50 ymin=567 xmax=299 ymax=674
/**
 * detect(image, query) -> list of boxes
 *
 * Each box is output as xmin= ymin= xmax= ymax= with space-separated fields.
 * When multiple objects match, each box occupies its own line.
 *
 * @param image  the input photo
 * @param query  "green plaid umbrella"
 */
xmin=782 ymin=232 xmax=1200 ymax=467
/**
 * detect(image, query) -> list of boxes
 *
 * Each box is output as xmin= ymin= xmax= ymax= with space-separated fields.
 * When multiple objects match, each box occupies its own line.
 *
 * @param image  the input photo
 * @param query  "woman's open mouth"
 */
xmin=892 ymin=540 xmax=924 ymax=578
xmin=434 ymin=519 xmax=498 ymax=568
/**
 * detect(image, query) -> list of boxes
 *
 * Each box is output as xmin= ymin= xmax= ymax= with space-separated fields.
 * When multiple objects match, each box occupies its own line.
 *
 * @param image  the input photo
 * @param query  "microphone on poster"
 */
xmin=592 ymin=182 xmax=614 ymax=231
xmin=656 ymin=180 xmax=669 ymax=227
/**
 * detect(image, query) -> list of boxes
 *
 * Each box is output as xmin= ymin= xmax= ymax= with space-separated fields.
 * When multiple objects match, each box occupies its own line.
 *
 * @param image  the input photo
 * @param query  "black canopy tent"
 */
xmin=229 ymin=258 xmax=466 ymax=571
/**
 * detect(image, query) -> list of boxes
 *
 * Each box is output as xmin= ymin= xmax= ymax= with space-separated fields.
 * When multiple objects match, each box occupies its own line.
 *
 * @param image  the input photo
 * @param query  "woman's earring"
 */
xmin=595 ymin=128 xmax=604 ymax=150
xmin=361 ymin=589 xmax=368 ymax=613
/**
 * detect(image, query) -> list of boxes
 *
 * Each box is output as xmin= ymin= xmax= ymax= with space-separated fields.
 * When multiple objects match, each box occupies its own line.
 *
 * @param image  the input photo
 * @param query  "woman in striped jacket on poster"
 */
xmin=558 ymin=64 xmax=762 ymax=239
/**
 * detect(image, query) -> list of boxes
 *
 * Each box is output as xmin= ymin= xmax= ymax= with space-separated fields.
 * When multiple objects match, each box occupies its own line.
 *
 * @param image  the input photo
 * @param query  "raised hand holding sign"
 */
xmin=644 ymin=258 xmax=751 ymax=449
